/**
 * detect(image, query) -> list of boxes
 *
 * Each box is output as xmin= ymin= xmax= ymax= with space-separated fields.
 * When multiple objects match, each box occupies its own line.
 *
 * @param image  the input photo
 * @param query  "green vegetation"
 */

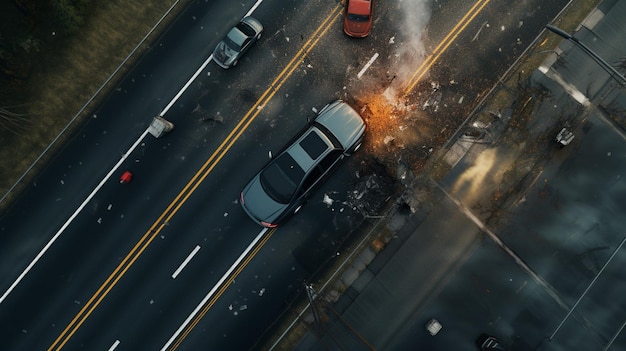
xmin=0 ymin=0 xmax=183 ymax=210
xmin=1 ymin=1 xmax=93 ymax=92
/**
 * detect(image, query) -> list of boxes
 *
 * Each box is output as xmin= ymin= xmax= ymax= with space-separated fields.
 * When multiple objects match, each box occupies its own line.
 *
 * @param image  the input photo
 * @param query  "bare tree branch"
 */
xmin=0 ymin=105 xmax=32 ymax=135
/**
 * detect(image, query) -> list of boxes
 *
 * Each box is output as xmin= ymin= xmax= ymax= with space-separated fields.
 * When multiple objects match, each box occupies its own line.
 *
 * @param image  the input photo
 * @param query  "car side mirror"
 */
xmin=308 ymin=106 xmax=319 ymax=123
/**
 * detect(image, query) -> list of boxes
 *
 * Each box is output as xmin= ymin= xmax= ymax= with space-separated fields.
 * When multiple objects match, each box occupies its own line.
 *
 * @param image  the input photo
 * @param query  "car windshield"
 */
xmin=260 ymin=153 xmax=305 ymax=204
xmin=224 ymin=27 xmax=247 ymax=51
xmin=347 ymin=14 xmax=370 ymax=22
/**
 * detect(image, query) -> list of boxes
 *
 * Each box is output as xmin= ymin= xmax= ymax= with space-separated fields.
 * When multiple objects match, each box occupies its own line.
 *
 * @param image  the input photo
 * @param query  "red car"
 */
xmin=343 ymin=0 xmax=373 ymax=37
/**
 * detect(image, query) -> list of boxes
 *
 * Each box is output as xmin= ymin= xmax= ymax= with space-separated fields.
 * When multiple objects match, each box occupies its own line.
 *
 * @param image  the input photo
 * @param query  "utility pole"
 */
xmin=545 ymin=24 xmax=626 ymax=86
xmin=305 ymin=283 xmax=322 ymax=328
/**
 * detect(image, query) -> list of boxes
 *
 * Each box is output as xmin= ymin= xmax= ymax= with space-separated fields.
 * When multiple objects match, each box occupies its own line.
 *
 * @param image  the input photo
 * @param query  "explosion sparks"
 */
xmin=353 ymin=85 xmax=442 ymax=178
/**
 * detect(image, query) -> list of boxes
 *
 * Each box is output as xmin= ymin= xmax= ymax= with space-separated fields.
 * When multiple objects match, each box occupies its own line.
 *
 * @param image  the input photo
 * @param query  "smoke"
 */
xmin=353 ymin=0 xmax=435 ymax=177
xmin=388 ymin=0 xmax=432 ymax=94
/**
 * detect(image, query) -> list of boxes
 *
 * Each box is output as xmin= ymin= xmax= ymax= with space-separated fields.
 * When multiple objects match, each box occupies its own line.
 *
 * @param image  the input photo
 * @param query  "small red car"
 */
xmin=119 ymin=170 xmax=133 ymax=184
xmin=343 ymin=0 xmax=373 ymax=38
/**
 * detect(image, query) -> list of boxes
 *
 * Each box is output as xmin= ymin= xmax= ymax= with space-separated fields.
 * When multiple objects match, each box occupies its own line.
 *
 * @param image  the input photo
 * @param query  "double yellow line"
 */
xmin=404 ymin=0 xmax=491 ymax=95
xmin=48 ymin=5 xmax=343 ymax=351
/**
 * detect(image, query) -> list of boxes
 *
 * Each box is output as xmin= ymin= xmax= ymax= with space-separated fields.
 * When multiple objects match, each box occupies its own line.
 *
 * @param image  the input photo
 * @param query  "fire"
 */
xmin=353 ymin=87 xmax=435 ymax=174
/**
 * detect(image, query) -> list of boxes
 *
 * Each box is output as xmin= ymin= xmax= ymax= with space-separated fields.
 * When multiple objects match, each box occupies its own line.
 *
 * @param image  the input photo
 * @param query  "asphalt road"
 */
xmin=0 ymin=0 xmax=387 ymax=349
xmin=2 ymin=0 xmax=617 ymax=350
xmin=292 ymin=0 xmax=626 ymax=350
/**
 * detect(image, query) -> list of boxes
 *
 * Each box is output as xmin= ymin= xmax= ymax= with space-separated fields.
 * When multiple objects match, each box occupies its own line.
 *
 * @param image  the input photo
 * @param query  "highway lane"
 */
xmin=0 ymin=0 xmax=380 ymax=350
xmin=1 ymin=0 xmax=577 ymax=349
xmin=0 ymin=1 xmax=449 ymax=350
xmin=0 ymin=0 xmax=236 ymax=293
xmin=70 ymin=2 xmax=388 ymax=348
xmin=167 ymin=0 xmax=520 ymax=348
xmin=0 ymin=0 xmax=267 ymax=348
xmin=80 ymin=2 xmax=387 ymax=349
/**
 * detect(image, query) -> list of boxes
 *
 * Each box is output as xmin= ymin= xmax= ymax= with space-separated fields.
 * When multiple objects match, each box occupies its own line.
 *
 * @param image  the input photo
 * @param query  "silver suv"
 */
xmin=240 ymin=100 xmax=366 ymax=227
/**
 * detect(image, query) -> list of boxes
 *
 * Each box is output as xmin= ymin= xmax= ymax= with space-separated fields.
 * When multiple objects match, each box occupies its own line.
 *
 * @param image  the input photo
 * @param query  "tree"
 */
xmin=52 ymin=0 xmax=92 ymax=34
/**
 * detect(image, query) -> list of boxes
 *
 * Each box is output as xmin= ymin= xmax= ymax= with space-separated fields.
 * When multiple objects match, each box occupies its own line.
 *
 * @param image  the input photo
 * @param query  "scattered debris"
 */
xmin=323 ymin=194 xmax=334 ymax=206
xmin=148 ymin=116 xmax=174 ymax=138
xmin=426 ymin=318 xmax=443 ymax=336
xmin=555 ymin=127 xmax=574 ymax=147
xmin=200 ymin=115 xmax=224 ymax=124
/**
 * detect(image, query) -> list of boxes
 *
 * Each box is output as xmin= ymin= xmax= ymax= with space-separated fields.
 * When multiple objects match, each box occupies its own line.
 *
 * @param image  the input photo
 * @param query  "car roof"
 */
xmin=315 ymin=101 xmax=366 ymax=149
xmin=348 ymin=0 xmax=371 ymax=14
xmin=228 ymin=25 xmax=250 ymax=47
xmin=285 ymin=127 xmax=335 ymax=172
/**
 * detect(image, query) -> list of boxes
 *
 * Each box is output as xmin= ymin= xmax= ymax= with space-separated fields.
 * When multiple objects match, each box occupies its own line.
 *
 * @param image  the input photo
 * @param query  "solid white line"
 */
xmin=172 ymin=245 xmax=201 ymax=279
xmin=0 ymin=0 xmax=183 ymax=206
xmin=161 ymin=228 xmax=268 ymax=350
xmin=0 ymin=0 xmax=232 ymax=305
xmin=108 ymin=340 xmax=121 ymax=351
xmin=161 ymin=54 xmax=213 ymax=116
xmin=245 ymin=0 xmax=264 ymax=17
xmin=1 ymin=0 xmax=263 ymax=311
xmin=0 ymin=128 xmax=150 ymax=305
xmin=357 ymin=52 xmax=379 ymax=79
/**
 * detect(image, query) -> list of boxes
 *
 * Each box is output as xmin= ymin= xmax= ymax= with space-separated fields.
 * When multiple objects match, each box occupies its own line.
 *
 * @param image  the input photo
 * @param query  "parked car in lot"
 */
xmin=343 ymin=0 xmax=374 ymax=37
xmin=213 ymin=16 xmax=263 ymax=69
xmin=240 ymin=100 xmax=366 ymax=228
